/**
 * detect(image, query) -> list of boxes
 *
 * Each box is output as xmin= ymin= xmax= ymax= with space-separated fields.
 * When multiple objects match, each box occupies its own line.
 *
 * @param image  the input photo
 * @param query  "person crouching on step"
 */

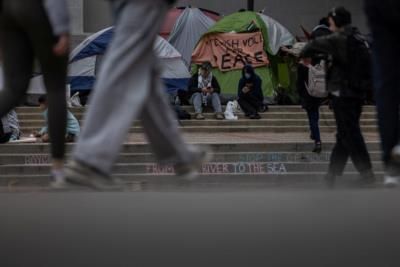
xmin=34 ymin=95 xmax=80 ymax=143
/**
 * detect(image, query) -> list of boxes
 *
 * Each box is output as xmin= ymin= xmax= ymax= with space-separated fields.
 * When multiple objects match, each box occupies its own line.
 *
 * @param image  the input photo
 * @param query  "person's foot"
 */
xmin=64 ymin=160 xmax=122 ymax=190
xmin=215 ymin=112 xmax=225 ymax=120
xmin=310 ymin=133 xmax=315 ymax=141
xmin=174 ymin=146 xmax=212 ymax=181
xmin=249 ymin=113 xmax=261 ymax=120
xmin=50 ymin=169 xmax=67 ymax=189
xmin=357 ymin=169 xmax=376 ymax=187
xmin=312 ymin=142 xmax=322 ymax=154
xmin=195 ymin=113 xmax=205 ymax=120
xmin=324 ymin=173 xmax=336 ymax=188
xmin=391 ymin=145 xmax=400 ymax=163
xmin=383 ymin=175 xmax=399 ymax=188
xmin=244 ymin=113 xmax=251 ymax=117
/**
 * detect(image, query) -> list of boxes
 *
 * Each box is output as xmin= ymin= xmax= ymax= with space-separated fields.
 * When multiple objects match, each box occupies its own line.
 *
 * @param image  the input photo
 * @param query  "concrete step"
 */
xmin=0 ymin=161 xmax=385 ymax=176
xmin=0 ymin=142 xmax=382 ymax=154
xmin=0 ymin=172 xmax=385 ymax=187
xmin=15 ymin=112 xmax=378 ymax=120
xmin=14 ymin=105 xmax=377 ymax=113
xmin=17 ymin=119 xmax=379 ymax=128
xmin=0 ymin=151 xmax=383 ymax=165
xmin=18 ymin=125 xmax=379 ymax=134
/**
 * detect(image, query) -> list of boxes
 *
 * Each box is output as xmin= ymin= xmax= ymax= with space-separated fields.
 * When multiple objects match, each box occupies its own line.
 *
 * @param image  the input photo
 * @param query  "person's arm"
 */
xmin=211 ymin=77 xmax=221 ymax=94
xmin=238 ymin=79 xmax=245 ymax=98
xmin=187 ymin=75 xmax=202 ymax=95
xmin=44 ymin=0 xmax=70 ymax=56
xmin=254 ymin=77 xmax=264 ymax=101
xmin=300 ymin=34 xmax=339 ymax=59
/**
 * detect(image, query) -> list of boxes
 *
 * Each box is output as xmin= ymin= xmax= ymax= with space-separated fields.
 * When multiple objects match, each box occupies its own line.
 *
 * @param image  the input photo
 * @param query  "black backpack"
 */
xmin=345 ymin=29 xmax=373 ymax=96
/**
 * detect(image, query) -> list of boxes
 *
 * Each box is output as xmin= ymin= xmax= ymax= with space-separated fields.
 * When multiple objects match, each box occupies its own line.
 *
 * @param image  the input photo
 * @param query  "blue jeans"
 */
xmin=190 ymin=92 xmax=222 ymax=113
xmin=365 ymin=0 xmax=400 ymax=166
xmin=306 ymin=108 xmax=320 ymax=143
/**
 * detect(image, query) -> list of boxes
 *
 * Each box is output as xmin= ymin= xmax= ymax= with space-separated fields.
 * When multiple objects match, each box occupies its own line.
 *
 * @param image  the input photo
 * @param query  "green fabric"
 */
xmin=194 ymin=11 xmax=298 ymax=103
xmin=206 ymin=11 xmax=272 ymax=54
xmin=211 ymin=67 xmax=276 ymax=98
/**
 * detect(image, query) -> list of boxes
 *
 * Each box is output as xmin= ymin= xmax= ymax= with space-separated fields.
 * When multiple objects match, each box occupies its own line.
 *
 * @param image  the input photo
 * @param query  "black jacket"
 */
xmin=238 ymin=65 xmax=264 ymax=103
xmin=301 ymin=26 xmax=362 ymax=98
xmin=187 ymin=73 xmax=221 ymax=98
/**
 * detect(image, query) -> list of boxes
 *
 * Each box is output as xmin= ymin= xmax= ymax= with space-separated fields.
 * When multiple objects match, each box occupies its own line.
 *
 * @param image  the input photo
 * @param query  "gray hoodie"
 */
xmin=44 ymin=0 xmax=70 ymax=36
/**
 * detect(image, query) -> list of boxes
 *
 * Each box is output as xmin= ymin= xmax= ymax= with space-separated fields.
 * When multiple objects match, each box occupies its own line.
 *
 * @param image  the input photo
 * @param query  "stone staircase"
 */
xmin=0 ymin=105 xmax=382 ymax=188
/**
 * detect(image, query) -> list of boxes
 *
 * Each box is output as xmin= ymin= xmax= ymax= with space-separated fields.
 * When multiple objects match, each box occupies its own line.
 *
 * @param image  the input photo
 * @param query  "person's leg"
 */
xmin=190 ymin=93 xmax=203 ymax=113
xmin=365 ymin=1 xmax=400 ymax=170
xmin=139 ymin=67 xmax=197 ymax=165
xmin=210 ymin=93 xmax=222 ymax=113
xmin=238 ymin=97 xmax=257 ymax=116
xmin=72 ymin=0 xmax=169 ymax=176
xmin=307 ymin=107 xmax=321 ymax=143
xmin=0 ymin=6 xmax=34 ymax=117
xmin=23 ymin=2 xmax=68 ymax=162
xmin=339 ymin=99 xmax=373 ymax=177
xmin=327 ymin=98 xmax=350 ymax=177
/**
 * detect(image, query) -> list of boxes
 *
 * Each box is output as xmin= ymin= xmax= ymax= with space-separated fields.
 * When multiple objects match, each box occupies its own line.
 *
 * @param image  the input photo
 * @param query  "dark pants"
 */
xmin=328 ymin=97 xmax=372 ymax=176
xmin=306 ymin=107 xmax=321 ymax=143
xmin=365 ymin=0 xmax=400 ymax=167
xmin=0 ymin=0 xmax=68 ymax=159
xmin=238 ymin=94 xmax=262 ymax=116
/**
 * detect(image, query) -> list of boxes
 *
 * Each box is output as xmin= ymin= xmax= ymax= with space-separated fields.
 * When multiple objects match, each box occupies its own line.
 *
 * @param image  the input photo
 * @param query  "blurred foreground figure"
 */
xmin=301 ymin=7 xmax=375 ymax=187
xmin=365 ymin=1 xmax=400 ymax=187
xmin=65 ymin=0 xmax=209 ymax=189
xmin=0 ymin=0 xmax=69 ymax=186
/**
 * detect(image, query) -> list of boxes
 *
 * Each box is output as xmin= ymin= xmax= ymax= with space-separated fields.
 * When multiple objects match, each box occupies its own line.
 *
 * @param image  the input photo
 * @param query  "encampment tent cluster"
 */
xmin=26 ymin=7 xmax=298 ymax=103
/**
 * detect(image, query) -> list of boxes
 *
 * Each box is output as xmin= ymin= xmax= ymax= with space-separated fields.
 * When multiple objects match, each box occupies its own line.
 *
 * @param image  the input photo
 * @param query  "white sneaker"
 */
xmin=391 ymin=145 xmax=400 ymax=163
xmin=383 ymin=175 xmax=399 ymax=188
xmin=174 ymin=146 xmax=212 ymax=181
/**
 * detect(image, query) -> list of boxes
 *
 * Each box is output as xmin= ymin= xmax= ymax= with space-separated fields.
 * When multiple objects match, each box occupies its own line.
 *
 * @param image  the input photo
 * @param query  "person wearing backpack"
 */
xmin=300 ymin=6 xmax=375 ymax=187
xmin=297 ymin=21 xmax=332 ymax=154
xmin=365 ymin=1 xmax=400 ymax=187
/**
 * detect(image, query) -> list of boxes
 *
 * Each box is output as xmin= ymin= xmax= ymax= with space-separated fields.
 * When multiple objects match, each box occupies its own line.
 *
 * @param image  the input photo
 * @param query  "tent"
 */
xmin=160 ymin=7 xmax=220 ymax=39
xmin=29 ymin=27 xmax=191 ymax=95
xmin=192 ymin=11 xmax=296 ymax=100
xmin=167 ymin=7 xmax=218 ymax=67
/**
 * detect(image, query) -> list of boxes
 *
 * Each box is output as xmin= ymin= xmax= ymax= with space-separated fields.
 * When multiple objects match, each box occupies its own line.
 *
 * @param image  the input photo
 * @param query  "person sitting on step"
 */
xmin=187 ymin=62 xmax=224 ymax=120
xmin=237 ymin=65 xmax=267 ymax=120
xmin=33 ymin=95 xmax=80 ymax=143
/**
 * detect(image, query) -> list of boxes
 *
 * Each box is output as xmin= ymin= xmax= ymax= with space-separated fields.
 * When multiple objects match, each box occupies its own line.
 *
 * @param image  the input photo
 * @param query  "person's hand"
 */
xmin=208 ymin=87 xmax=214 ymax=93
xmin=202 ymin=87 xmax=209 ymax=93
xmin=242 ymin=87 xmax=250 ymax=94
xmin=53 ymin=33 xmax=70 ymax=56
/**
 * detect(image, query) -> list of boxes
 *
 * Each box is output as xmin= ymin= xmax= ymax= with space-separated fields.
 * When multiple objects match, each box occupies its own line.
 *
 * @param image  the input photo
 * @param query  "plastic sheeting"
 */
xmin=168 ymin=8 xmax=216 ymax=67
xmin=258 ymin=14 xmax=295 ymax=55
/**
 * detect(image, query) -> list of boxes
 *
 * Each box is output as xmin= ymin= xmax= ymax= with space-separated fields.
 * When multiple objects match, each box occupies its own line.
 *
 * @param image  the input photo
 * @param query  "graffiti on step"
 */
xmin=238 ymin=152 xmax=330 ymax=163
xmin=25 ymin=155 xmax=50 ymax=165
xmin=146 ymin=162 xmax=287 ymax=175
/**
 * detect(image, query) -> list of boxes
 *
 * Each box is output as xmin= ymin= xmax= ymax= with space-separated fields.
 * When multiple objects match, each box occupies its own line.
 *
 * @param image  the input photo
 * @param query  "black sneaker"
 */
xmin=324 ymin=173 xmax=336 ymax=188
xmin=249 ymin=113 xmax=261 ymax=120
xmin=312 ymin=142 xmax=322 ymax=154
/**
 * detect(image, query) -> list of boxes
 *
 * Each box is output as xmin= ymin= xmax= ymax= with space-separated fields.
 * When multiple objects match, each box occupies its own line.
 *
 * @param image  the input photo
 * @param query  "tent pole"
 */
xmin=247 ymin=0 xmax=254 ymax=11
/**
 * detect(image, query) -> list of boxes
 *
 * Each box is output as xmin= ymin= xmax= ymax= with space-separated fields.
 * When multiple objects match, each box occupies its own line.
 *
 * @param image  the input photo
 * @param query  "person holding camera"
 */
xmin=300 ymin=6 xmax=375 ymax=186
xmin=188 ymin=62 xmax=224 ymax=120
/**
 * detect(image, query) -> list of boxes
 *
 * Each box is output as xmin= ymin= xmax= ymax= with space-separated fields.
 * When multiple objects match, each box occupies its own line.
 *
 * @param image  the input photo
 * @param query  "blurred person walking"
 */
xmin=365 ymin=0 xmax=400 ymax=187
xmin=0 ymin=0 xmax=70 ymax=186
xmin=301 ymin=7 xmax=375 ymax=187
xmin=65 ymin=0 xmax=209 ymax=189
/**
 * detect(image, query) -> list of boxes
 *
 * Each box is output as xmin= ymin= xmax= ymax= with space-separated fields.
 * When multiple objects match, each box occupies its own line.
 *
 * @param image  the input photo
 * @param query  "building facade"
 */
xmin=69 ymin=0 xmax=368 ymax=36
